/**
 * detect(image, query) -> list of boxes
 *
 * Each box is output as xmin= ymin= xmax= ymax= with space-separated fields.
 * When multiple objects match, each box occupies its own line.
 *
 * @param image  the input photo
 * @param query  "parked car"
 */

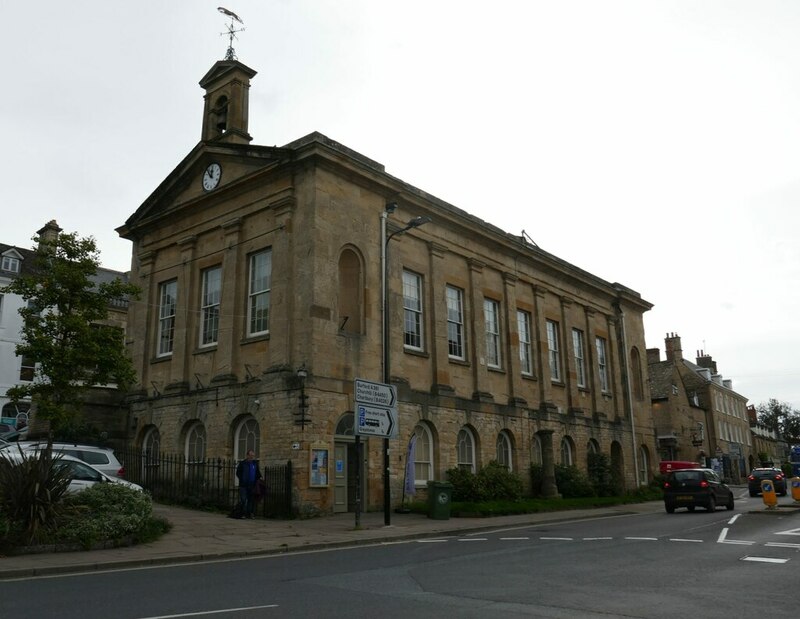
xmin=747 ymin=467 xmax=787 ymax=497
xmin=663 ymin=468 xmax=735 ymax=513
xmin=17 ymin=442 xmax=125 ymax=478
xmin=0 ymin=451 xmax=142 ymax=494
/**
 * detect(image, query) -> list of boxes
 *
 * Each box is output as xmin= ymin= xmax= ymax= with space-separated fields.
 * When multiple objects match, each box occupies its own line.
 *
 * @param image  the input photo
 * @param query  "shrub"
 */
xmin=56 ymin=484 xmax=154 ymax=549
xmin=554 ymin=465 xmax=595 ymax=498
xmin=587 ymin=452 xmax=615 ymax=497
xmin=446 ymin=467 xmax=481 ymax=502
xmin=530 ymin=464 xmax=544 ymax=497
xmin=447 ymin=462 xmax=524 ymax=502
xmin=476 ymin=461 xmax=523 ymax=501
xmin=0 ymin=448 xmax=72 ymax=543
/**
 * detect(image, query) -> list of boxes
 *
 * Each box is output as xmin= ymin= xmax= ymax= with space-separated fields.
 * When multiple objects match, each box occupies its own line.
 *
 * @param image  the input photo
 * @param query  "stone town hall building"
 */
xmin=118 ymin=56 xmax=656 ymax=514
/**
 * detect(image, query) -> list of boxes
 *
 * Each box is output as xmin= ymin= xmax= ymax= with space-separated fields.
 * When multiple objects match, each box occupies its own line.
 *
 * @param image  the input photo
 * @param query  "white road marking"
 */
xmin=540 ymin=537 xmax=573 ymax=541
xmin=727 ymin=514 xmax=742 ymax=524
xmin=765 ymin=542 xmax=800 ymax=549
xmin=741 ymin=556 xmax=789 ymax=564
xmin=718 ymin=527 xmax=755 ymax=546
xmin=137 ymin=604 xmax=279 ymax=618
xmin=775 ymin=527 xmax=800 ymax=536
xmin=583 ymin=537 xmax=612 ymax=541
xmin=500 ymin=537 xmax=530 ymax=540
xmin=669 ymin=538 xmax=703 ymax=543
xmin=417 ymin=539 xmax=448 ymax=543
xmin=458 ymin=538 xmax=487 ymax=542
xmin=625 ymin=537 xmax=657 ymax=541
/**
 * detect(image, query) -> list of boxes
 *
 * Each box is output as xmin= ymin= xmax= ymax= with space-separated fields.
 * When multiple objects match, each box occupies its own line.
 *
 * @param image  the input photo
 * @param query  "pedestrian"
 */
xmin=235 ymin=449 xmax=262 ymax=519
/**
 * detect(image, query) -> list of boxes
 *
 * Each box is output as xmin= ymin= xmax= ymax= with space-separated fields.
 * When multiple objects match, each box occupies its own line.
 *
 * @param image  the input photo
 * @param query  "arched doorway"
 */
xmin=333 ymin=412 xmax=366 ymax=513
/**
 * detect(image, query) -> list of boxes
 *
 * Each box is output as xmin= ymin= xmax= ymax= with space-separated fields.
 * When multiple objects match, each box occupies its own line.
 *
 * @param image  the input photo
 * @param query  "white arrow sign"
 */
xmin=354 ymin=379 xmax=396 ymax=408
xmin=356 ymin=405 xmax=398 ymax=438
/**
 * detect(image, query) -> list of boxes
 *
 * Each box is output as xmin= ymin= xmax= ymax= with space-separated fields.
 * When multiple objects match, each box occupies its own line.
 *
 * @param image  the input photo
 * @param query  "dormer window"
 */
xmin=1 ymin=255 xmax=20 ymax=273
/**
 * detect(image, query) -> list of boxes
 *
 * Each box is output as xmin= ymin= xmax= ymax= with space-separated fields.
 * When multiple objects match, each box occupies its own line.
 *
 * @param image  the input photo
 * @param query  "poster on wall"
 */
xmin=310 ymin=444 xmax=329 ymax=487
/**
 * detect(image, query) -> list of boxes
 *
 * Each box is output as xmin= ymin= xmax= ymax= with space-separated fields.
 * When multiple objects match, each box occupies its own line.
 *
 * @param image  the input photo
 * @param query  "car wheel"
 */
xmin=707 ymin=495 xmax=716 ymax=512
xmin=665 ymin=504 xmax=675 ymax=514
xmin=780 ymin=491 xmax=787 ymax=497
xmin=726 ymin=494 xmax=734 ymax=510
xmin=749 ymin=491 xmax=757 ymax=497
xmin=687 ymin=506 xmax=695 ymax=512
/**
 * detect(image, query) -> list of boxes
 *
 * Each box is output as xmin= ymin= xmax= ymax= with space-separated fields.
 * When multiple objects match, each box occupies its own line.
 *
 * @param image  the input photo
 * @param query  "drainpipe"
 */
xmin=615 ymin=301 xmax=640 ymax=487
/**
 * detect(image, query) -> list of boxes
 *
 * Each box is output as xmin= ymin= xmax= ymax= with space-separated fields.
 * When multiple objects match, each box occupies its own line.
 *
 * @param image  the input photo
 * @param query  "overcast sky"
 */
xmin=3 ymin=1 xmax=799 ymax=410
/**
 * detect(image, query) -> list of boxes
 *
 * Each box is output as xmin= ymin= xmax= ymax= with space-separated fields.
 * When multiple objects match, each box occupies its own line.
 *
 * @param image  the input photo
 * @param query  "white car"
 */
xmin=15 ymin=442 xmax=125 ymax=478
xmin=0 ymin=450 xmax=142 ymax=494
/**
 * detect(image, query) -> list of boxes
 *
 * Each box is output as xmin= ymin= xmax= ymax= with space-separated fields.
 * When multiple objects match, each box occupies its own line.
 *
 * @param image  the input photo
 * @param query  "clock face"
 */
xmin=202 ymin=163 xmax=222 ymax=191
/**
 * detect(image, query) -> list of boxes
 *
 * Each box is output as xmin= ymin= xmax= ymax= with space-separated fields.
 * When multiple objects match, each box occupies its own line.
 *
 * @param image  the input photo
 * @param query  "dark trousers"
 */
xmin=239 ymin=485 xmax=255 ymax=516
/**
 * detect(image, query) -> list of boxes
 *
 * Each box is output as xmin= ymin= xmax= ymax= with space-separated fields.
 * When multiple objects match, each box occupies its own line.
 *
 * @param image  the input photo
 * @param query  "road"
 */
xmin=2 ymin=493 xmax=798 ymax=618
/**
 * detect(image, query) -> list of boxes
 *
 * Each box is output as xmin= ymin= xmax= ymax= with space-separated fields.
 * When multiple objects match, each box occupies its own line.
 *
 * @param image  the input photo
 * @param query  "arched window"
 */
xmin=457 ymin=427 xmax=476 ymax=472
xmin=413 ymin=423 xmax=434 ymax=485
xmin=638 ymin=445 xmax=650 ymax=485
xmin=560 ymin=436 xmax=573 ymax=466
xmin=234 ymin=417 xmax=260 ymax=461
xmin=338 ymin=248 xmax=363 ymax=335
xmin=531 ymin=434 xmax=543 ymax=466
xmin=185 ymin=422 xmax=206 ymax=463
xmin=335 ymin=412 xmax=355 ymax=436
xmin=496 ymin=431 xmax=513 ymax=471
xmin=142 ymin=426 xmax=160 ymax=458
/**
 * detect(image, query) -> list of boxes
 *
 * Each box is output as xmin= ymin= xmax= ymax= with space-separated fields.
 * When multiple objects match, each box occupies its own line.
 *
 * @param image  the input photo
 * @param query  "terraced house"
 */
xmin=118 ymin=55 xmax=657 ymax=514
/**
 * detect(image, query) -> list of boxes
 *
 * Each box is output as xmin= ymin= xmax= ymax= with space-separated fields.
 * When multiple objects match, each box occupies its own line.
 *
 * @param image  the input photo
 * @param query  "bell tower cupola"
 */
xmin=199 ymin=59 xmax=257 ymax=144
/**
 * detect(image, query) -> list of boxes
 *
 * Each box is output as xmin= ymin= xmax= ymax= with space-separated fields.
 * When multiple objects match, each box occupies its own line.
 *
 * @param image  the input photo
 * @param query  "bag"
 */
xmin=254 ymin=479 xmax=267 ymax=500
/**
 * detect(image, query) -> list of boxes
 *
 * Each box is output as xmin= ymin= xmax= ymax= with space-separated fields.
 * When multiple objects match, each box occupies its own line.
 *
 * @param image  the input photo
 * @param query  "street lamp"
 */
xmin=381 ymin=203 xmax=431 ymax=526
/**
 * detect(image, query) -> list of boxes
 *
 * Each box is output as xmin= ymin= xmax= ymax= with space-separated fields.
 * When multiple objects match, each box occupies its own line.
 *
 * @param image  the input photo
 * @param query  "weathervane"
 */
xmin=218 ymin=7 xmax=245 ymax=61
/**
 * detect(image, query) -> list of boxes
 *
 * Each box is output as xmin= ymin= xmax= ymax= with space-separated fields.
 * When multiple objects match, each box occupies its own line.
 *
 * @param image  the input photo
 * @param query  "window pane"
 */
xmin=596 ymin=336 xmax=609 ymax=392
xmin=484 ymin=299 xmax=500 ymax=368
xmin=403 ymin=271 xmax=423 ymax=349
xmin=572 ymin=329 xmax=586 ymax=387
xmin=157 ymin=280 xmax=177 ymax=356
xmin=248 ymin=250 xmax=271 ymax=335
xmin=446 ymin=286 xmax=464 ymax=359
xmin=546 ymin=320 xmax=561 ymax=382
xmin=201 ymin=267 xmax=221 ymax=346
xmin=517 ymin=310 xmax=532 ymax=375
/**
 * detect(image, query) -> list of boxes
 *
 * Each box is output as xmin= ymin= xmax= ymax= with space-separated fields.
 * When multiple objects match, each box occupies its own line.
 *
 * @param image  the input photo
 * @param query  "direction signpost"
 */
xmin=353 ymin=378 xmax=399 ymax=528
xmin=354 ymin=379 xmax=398 ymax=438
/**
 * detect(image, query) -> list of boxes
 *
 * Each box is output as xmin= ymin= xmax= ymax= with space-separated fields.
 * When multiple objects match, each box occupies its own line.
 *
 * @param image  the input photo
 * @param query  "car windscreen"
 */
xmin=672 ymin=471 xmax=703 ymax=482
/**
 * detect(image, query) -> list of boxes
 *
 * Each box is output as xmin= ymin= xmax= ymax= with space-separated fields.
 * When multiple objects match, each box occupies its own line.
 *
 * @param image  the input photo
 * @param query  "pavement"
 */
xmin=0 ymin=501 xmax=665 ymax=580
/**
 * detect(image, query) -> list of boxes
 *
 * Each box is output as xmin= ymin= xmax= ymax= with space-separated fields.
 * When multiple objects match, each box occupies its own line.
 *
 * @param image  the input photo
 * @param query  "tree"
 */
xmin=756 ymin=399 xmax=800 ymax=443
xmin=2 ymin=231 xmax=140 ymax=436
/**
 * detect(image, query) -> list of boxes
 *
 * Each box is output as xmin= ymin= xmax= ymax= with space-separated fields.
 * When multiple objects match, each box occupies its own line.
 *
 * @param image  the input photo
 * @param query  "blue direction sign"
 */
xmin=356 ymin=405 xmax=397 ymax=438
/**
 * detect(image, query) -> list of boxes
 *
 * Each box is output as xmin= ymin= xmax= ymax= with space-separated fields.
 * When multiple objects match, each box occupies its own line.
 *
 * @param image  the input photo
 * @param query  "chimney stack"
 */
xmin=695 ymin=350 xmax=717 ymax=374
xmin=664 ymin=332 xmax=683 ymax=362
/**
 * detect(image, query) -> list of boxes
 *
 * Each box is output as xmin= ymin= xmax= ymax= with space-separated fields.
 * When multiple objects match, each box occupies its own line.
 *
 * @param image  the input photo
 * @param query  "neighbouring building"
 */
xmin=117 ymin=54 xmax=657 ymax=515
xmin=648 ymin=333 xmax=751 ymax=482
xmin=1 ymin=220 xmax=132 ymax=440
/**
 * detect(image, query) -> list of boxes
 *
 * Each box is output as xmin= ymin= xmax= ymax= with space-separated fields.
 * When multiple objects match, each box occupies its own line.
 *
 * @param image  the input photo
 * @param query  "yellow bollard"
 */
xmin=791 ymin=477 xmax=800 ymax=503
xmin=761 ymin=479 xmax=778 ymax=509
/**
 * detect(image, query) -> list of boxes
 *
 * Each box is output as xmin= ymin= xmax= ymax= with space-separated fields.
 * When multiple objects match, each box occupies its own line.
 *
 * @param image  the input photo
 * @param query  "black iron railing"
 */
xmin=116 ymin=447 xmax=293 ymax=518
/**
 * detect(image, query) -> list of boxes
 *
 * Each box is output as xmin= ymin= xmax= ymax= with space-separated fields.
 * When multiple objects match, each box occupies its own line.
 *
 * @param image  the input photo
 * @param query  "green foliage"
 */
xmin=587 ymin=452 xmax=616 ymax=497
xmin=530 ymin=463 xmax=544 ymax=497
xmin=0 ymin=448 xmax=72 ymax=544
xmin=446 ymin=461 xmax=524 ymax=502
xmin=554 ymin=465 xmax=596 ymax=498
xmin=1 ymin=230 xmax=140 ymax=435
xmin=56 ymin=484 xmax=154 ymax=549
xmin=781 ymin=462 xmax=794 ymax=478
xmin=756 ymin=399 xmax=800 ymax=443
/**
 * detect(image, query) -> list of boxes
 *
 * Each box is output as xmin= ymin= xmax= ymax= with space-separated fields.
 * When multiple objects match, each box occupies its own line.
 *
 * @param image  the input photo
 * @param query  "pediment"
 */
xmin=118 ymin=141 xmax=287 ymax=237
